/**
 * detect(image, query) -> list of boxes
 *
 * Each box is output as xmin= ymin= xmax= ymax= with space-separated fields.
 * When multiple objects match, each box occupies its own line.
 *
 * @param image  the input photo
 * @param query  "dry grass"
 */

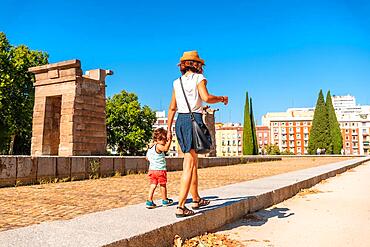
xmin=176 ymin=233 xmax=244 ymax=247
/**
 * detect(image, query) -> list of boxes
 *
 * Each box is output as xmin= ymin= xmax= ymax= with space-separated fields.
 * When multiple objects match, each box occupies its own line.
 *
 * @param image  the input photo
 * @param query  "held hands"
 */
xmin=220 ymin=96 xmax=229 ymax=105
xmin=167 ymin=130 xmax=173 ymax=142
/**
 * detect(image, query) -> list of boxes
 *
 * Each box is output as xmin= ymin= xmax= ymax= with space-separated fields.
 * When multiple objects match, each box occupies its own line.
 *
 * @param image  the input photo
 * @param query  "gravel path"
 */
xmin=0 ymin=157 xmax=350 ymax=232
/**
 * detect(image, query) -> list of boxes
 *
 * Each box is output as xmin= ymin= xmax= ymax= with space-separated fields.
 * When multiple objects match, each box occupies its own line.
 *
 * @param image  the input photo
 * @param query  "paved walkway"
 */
xmin=218 ymin=161 xmax=370 ymax=247
xmin=0 ymin=157 xmax=348 ymax=232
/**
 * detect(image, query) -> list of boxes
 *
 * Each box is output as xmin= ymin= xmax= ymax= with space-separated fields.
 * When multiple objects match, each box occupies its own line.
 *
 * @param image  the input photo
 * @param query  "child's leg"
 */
xmin=148 ymin=184 xmax=157 ymax=201
xmin=159 ymin=184 xmax=167 ymax=200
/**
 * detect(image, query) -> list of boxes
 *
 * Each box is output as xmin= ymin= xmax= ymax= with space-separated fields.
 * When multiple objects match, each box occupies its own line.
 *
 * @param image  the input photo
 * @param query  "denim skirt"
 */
xmin=175 ymin=113 xmax=205 ymax=153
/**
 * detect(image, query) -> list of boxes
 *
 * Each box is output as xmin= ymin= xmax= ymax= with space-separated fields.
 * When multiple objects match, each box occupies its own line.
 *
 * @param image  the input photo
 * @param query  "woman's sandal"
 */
xmin=191 ymin=198 xmax=210 ymax=209
xmin=175 ymin=206 xmax=195 ymax=218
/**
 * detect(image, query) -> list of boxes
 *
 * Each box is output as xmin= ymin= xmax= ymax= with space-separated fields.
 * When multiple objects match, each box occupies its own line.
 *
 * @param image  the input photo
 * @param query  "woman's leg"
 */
xmin=189 ymin=150 xmax=200 ymax=201
xmin=177 ymin=150 xmax=196 ymax=210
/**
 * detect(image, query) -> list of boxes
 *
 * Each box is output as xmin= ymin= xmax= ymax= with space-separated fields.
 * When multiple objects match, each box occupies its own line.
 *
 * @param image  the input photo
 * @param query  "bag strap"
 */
xmin=179 ymin=77 xmax=195 ymax=120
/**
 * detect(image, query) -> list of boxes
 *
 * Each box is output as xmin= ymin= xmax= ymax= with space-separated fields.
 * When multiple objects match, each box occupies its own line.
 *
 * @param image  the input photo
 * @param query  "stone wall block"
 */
xmin=136 ymin=157 xmax=149 ymax=173
xmin=16 ymin=157 xmax=37 ymax=185
xmin=71 ymin=157 xmax=87 ymax=180
xmin=113 ymin=158 xmax=126 ymax=175
xmin=124 ymin=157 xmax=148 ymax=174
xmin=36 ymin=157 xmax=57 ymax=180
xmin=100 ymin=157 xmax=114 ymax=177
xmin=56 ymin=157 xmax=71 ymax=179
xmin=0 ymin=156 xmax=17 ymax=187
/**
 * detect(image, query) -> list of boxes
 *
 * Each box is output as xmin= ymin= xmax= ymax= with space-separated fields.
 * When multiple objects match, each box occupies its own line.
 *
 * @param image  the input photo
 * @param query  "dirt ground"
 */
xmin=216 ymin=160 xmax=370 ymax=247
xmin=0 ymin=157 xmax=351 ymax=232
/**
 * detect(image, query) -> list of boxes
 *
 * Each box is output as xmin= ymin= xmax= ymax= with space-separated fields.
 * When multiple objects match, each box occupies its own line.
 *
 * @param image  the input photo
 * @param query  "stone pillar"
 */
xmin=29 ymin=59 xmax=113 ymax=156
xmin=202 ymin=106 xmax=218 ymax=157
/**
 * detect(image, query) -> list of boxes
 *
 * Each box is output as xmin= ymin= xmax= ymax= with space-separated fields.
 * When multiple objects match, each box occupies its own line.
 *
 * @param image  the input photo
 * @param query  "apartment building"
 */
xmin=215 ymin=123 xmax=243 ymax=156
xmin=261 ymin=95 xmax=370 ymax=155
xmin=262 ymin=108 xmax=313 ymax=154
xmin=256 ymin=126 xmax=271 ymax=149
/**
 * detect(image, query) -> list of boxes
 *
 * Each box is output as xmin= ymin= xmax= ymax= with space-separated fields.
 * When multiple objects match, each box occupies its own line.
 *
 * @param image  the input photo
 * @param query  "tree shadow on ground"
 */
xmin=221 ymin=207 xmax=295 ymax=229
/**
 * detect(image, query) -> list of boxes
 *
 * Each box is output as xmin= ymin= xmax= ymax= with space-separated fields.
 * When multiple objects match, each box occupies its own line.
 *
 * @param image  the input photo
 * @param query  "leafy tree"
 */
xmin=0 ymin=32 xmax=48 ymax=154
xmin=243 ymin=92 xmax=254 ymax=155
xmin=250 ymin=97 xmax=258 ymax=155
xmin=326 ymin=91 xmax=343 ymax=154
xmin=264 ymin=144 xmax=281 ymax=155
xmin=106 ymin=90 xmax=156 ymax=156
xmin=308 ymin=90 xmax=331 ymax=154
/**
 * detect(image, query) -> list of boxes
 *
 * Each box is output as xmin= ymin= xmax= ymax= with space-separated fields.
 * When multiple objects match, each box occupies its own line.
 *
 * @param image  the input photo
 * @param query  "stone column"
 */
xmin=202 ymin=106 xmax=218 ymax=157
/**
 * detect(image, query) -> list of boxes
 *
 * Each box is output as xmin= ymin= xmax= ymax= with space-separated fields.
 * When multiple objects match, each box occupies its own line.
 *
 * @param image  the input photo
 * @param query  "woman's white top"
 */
xmin=173 ymin=73 xmax=206 ymax=113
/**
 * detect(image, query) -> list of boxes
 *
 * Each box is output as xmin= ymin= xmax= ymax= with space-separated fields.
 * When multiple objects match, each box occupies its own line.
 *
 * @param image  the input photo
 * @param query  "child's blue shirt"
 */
xmin=146 ymin=144 xmax=166 ymax=171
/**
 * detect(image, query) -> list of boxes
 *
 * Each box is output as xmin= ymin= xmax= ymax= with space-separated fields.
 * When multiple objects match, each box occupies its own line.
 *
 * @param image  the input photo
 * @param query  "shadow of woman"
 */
xmin=222 ymin=207 xmax=295 ymax=229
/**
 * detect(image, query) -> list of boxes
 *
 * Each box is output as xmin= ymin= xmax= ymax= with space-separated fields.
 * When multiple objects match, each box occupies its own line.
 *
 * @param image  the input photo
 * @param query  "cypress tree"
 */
xmin=250 ymin=97 xmax=258 ymax=155
xmin=308 ymin=90 xmax=331 ymax=154
xmin=326 ymin=91 xmax=343 ymax=154
xmin=243 ymin=92 xmax=254 ymax=155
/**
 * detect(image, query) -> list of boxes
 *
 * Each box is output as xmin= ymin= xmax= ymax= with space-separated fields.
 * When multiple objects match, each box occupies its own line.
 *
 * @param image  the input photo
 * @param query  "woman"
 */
xmin=167 ymin=51 xmax=228 ymax=217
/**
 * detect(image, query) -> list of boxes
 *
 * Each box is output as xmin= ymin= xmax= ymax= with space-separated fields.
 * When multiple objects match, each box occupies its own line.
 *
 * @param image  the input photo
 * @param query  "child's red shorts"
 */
xmin=148 ymin=170 xmax=167 ymax=185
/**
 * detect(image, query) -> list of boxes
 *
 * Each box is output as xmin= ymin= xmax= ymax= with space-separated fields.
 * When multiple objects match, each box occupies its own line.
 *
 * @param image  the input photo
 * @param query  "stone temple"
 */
xmin=28 ymin=60 xmax=112 ymax=156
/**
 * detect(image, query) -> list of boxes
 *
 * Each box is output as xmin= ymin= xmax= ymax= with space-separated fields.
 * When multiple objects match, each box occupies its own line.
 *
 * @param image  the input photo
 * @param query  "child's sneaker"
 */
xmin=146 ymin=200 xmax=157 ymax=209
xmin=162 ymin=198 xmax=174 ymax=207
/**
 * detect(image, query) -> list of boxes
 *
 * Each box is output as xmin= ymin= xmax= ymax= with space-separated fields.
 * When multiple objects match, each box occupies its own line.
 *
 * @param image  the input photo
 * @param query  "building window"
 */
xmin=264 ymin=133 xmax=268 ymax=137
xmin=296 ymin=127 xmax=300 ymax=132
xmin=297 ymin=134 xmax=301 ymax=138
xmin=282 ymin=122 xmax=286 ymax=126
xmin=258 ymin=133 xmax=262 ymax=137
xmin=345 ymin=129 xmax=349 ymax=133
xmin=289 ymin=122 xmax=293 ymax=126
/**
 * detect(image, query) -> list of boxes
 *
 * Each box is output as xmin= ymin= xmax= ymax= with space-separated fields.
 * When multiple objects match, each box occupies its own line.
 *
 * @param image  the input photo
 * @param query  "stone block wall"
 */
xmin=0 ymin=156 xmax=282 ymax=187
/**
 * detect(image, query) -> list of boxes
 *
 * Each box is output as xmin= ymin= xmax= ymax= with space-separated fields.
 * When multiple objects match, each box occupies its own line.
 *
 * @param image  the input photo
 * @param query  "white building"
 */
xmin=262 ymin=95 xmax=370 ymax=155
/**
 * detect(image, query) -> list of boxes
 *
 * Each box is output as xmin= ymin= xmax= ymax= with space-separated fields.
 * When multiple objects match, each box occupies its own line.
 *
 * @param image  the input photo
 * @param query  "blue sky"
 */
xmin=1 ymin=0 xmax=370 ymax=124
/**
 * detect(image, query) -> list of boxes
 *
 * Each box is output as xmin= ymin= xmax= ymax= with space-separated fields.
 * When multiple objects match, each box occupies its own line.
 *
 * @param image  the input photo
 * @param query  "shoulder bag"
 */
xmin=179 ymin=77 xmax=212 ymax=154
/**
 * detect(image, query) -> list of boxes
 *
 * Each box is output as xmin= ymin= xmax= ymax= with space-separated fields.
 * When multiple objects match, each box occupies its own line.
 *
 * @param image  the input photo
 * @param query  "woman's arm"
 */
xmin=167 ymin=90 xmax=177 ymax=140
xmin=197 ymin=80 xmax=228 ymax=105
xmin=156 ymin=137 xmax=172 ymax=152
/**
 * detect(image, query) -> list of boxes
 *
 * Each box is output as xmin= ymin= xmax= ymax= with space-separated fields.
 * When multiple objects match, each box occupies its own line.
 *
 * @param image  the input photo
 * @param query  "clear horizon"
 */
xmin=1 ymin=0 xmax=369 ymax=124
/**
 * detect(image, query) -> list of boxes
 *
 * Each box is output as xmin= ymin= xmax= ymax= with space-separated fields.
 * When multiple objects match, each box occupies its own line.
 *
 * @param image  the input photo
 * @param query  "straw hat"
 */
xmin=179 ymin=50 xmax=205 ymax=65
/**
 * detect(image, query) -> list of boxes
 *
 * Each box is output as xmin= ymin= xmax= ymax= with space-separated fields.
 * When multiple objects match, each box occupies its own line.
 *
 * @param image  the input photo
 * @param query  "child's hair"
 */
xmin=152 ymin=128 xmax=167 ymax=142
xmin=179 ymin=60 xmax=204 ymax=75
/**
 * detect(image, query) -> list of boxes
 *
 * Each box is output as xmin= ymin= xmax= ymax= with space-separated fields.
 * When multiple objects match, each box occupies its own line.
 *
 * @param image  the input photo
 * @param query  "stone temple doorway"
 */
xmin=42 ymin=95 xmax=62 ymax=155
xmin=29 ymin=59 xmax=112 ymax=156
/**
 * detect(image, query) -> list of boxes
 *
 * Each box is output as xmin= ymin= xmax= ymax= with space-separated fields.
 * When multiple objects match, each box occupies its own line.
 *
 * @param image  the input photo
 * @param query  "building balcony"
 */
xmin=363 ymin=141 xmax=369 ymax=146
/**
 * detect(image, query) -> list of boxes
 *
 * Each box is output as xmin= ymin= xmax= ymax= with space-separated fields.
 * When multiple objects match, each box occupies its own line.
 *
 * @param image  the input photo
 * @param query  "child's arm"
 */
xmin=156 ymin=138 xmax=172 ymax=153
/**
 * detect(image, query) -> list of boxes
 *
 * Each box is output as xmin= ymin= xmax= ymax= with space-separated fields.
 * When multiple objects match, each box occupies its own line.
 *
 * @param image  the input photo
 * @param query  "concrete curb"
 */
xmin=0 ymin=157 xmax=368 ymax=247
